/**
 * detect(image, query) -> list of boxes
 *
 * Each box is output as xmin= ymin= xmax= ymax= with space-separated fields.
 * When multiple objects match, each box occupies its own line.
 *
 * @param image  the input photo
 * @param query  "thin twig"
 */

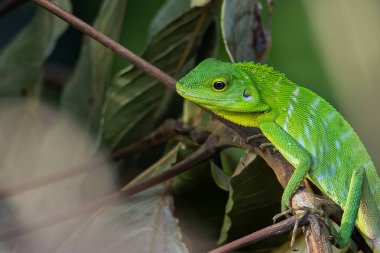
xmin=113 ymin=120 xmax=186 ymax=160
xmin=32 ymin=0 xmax=176 ymax=88
xmin=111 ymin=119 xmax=210 ymax=160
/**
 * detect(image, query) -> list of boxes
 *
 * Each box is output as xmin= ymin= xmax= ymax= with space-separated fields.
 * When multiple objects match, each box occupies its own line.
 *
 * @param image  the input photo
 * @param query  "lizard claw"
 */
xmin=246 ymin=134 xmax=277 ymax=153
xmin=273 ymin=208 xmax=304 ymax=251
xmin=328 ymin=235 xmax=336 ymax=245
xmin=290 ymin=211 xmax=310 ymax=251
xmin=259 ymin=142 xmax=272 ymax=149
xmin=246 ymin=133 xmax=264 ymax=144
xmin=273 ymin=208 xmax=294 ymax=223
xmin=274 ymin=207 xmax=325 ymax=251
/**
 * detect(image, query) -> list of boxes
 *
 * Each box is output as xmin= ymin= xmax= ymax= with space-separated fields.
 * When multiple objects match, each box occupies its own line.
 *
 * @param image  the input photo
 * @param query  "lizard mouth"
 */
xmin=177 ymin=88 xmax=236 ymax=103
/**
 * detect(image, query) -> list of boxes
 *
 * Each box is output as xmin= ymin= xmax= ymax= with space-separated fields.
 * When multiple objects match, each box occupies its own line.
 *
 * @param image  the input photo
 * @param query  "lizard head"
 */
xmin=176 ymin=58 xmax=269 ymax=114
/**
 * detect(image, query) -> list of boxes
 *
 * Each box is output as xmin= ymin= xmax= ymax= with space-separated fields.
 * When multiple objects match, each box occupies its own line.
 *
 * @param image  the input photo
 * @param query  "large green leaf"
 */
xmin=0 ymin=0 xmax=71 ymax=98
xmin=101 ymin=0 xmax=216 ymax=148
xmin=216 ymin=148 xmax=285 ymax=250
xmin=112 ymin=0 xmax=166 ymax=73
xmin=61 ymin=0 xmax=127 ymax=132
xmin=148 ymin=0 xmax=191 ymax=40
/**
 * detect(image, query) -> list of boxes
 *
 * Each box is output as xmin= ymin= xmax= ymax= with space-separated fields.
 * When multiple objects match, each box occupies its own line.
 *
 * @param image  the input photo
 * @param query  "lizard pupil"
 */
xmin=243 ymin=89 xmax=251 ymax=98
xmin=213 ymin=81 xmax=226 ymax=90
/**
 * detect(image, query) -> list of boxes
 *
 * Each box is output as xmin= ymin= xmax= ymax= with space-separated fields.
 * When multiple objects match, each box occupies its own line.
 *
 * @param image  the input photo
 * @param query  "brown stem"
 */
xmin=112 ymin=119 xmax=211 ymax=161
xmin=110 ymin=120 xmax=180 ymax=160
xmin=32 ymin=0 xmax=176 ymax=88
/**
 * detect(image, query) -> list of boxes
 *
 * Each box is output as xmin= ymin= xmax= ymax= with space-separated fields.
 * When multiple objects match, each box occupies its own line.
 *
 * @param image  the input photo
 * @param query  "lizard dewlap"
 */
xmin=176 ymin=58 xmax=380 ymax=251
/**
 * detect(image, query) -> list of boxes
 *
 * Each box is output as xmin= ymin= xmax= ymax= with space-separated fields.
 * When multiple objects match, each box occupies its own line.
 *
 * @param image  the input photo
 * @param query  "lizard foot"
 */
xmin=273 ymin=206 xmax=324 ymax=223
xmin=259 ymin=142 xmax=277 ymax=152
xmin=326 ymin=232 xmax=346 ymax=249
xmin=246 ymin=133 xmax=265 ymax=144
xmin=246 ymin=134 xmax=277 ymax=152
xmin=273 ymin=207 xmax=325 ymax=250
xmin=272 ymin=208 xmax=294 ymax=223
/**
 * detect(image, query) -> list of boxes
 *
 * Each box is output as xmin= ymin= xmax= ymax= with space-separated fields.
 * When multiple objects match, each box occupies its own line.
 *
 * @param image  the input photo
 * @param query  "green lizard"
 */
xmin=176 ymin=58 xmax=380 ymax=251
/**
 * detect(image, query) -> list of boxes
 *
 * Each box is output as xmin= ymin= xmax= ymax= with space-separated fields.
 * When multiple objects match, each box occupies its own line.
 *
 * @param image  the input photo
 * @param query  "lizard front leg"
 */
xmin=259 ymin=121 xmax=312 ymax=211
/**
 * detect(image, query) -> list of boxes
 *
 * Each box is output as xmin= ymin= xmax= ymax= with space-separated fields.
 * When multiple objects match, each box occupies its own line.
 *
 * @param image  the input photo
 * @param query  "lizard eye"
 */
xmin=213 ymin=80 xmax=226 ymax=91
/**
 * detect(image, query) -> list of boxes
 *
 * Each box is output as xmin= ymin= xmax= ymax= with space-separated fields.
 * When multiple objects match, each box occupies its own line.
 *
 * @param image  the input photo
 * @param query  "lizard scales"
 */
xmin=176 ymin=58 xmax=380 ymax=251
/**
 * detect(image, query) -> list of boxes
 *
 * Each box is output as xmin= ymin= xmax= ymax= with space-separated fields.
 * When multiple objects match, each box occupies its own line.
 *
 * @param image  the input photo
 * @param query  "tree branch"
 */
xmin=111 ymin=119 xmax=209 ymax=160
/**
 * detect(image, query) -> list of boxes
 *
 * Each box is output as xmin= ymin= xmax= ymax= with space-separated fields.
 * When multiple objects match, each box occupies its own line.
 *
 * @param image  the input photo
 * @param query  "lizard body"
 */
xmin=176 ymin=59 xmax=380 ymax=251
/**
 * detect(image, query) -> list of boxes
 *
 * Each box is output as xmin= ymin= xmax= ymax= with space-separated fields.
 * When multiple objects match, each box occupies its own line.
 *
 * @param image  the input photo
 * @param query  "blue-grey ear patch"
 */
xmin=243 ymin=89 xmax=252 ymax=100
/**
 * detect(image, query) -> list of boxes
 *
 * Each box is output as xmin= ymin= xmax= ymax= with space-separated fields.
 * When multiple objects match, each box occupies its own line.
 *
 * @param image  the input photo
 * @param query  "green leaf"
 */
xmin=112 ymin=0 xmax=166 ymax=73
xmin=211 ymin=163 xmax=230 ymax=191
xmin=0 ymin=0 xmax=71 ymax=98
xmin=148 ymin=0 xmax=191 ymax=40
xmin=101 ymin=0 xmax=216 ymax=148
xmin=60 ymin=0 xmax=127 ymax=133
xmin=219 ymin=147 xmax=245 ymax=176
xmin=148 ymin=0 xmax=212 ymax=39
xmin=212 ymin=148 xmax=257 ymax=192
xmin=182 ymin=100 xmax=213 ymax=127
xmin=221 ymin=0 xmax=271 ymax=62
xmin=217 ymin=150 xmax=285 ymax=250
